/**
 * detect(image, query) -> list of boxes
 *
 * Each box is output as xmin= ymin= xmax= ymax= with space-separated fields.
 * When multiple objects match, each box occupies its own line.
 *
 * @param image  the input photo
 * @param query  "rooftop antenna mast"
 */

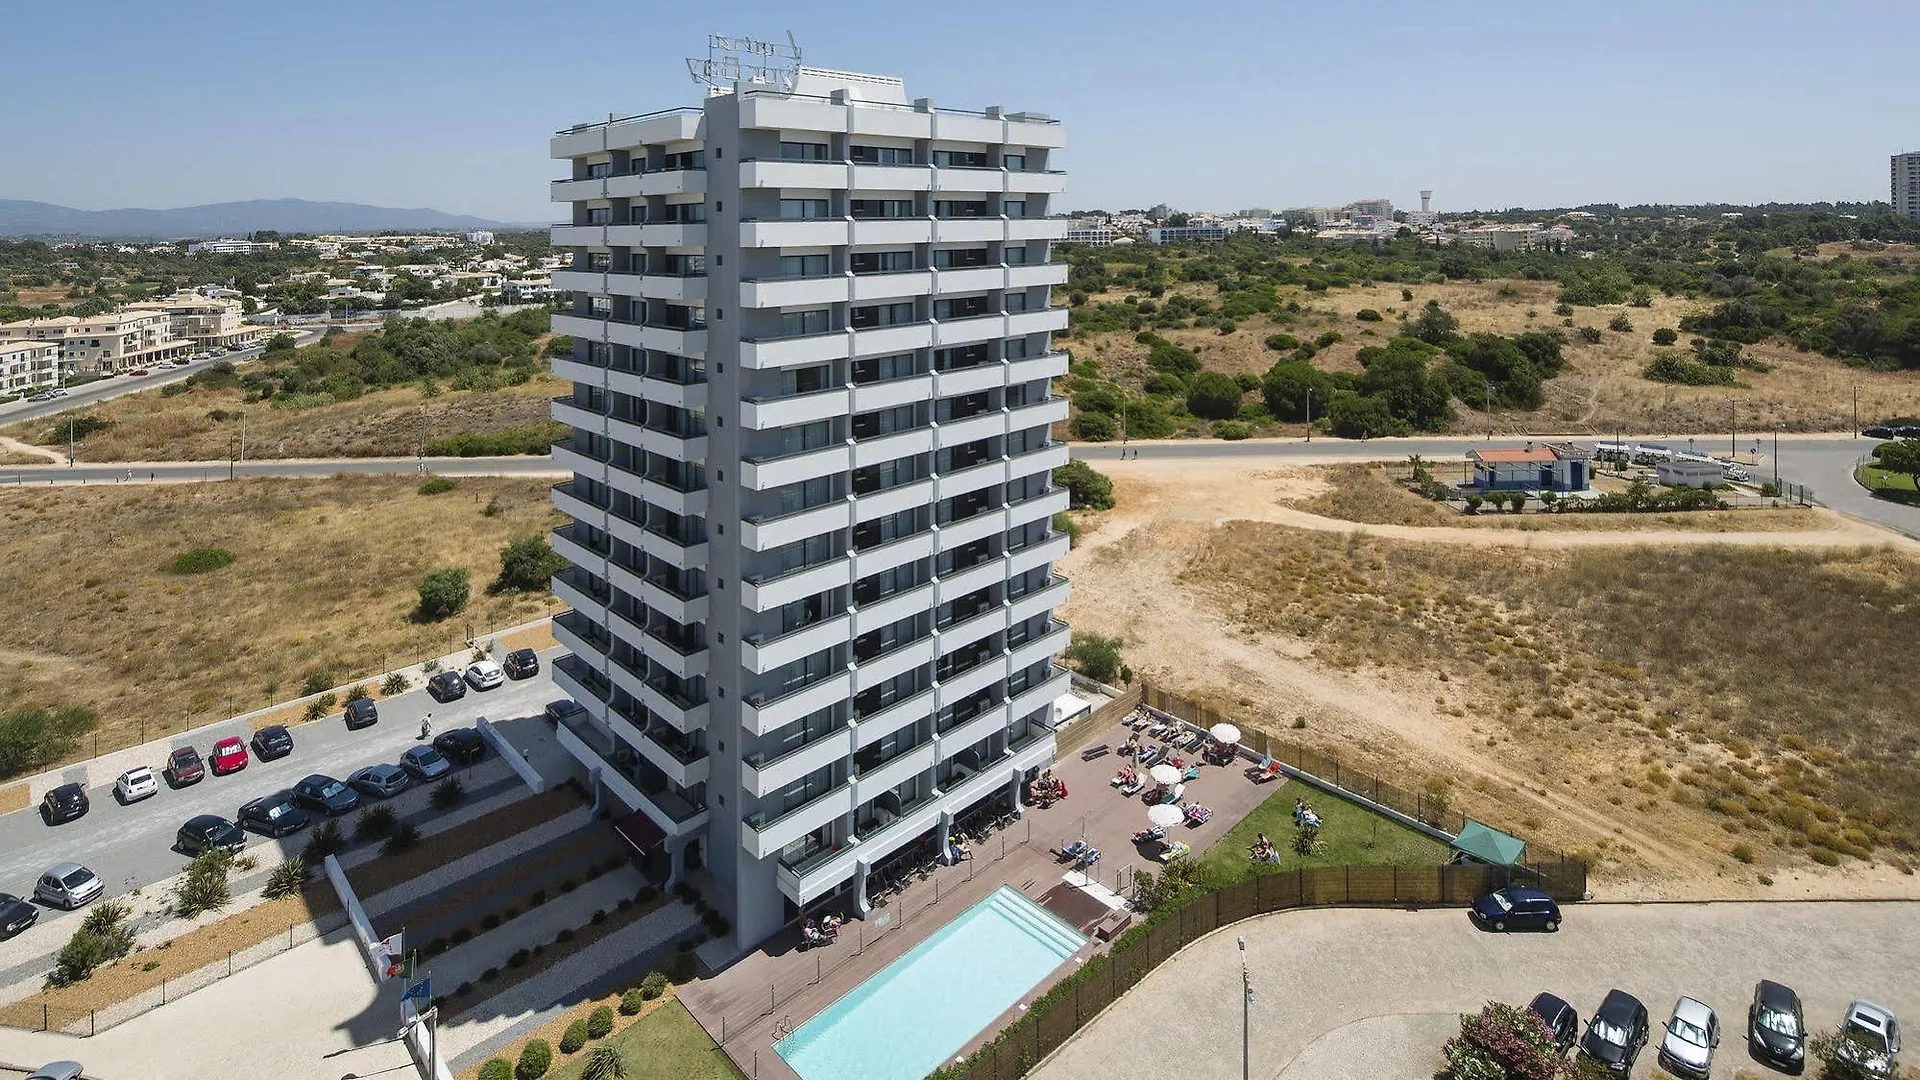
xmin=687 ymin=32 xmax=803 ymax=93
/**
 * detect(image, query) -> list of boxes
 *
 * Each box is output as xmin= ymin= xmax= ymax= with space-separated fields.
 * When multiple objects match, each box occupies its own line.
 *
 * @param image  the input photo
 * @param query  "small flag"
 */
xmin=385 ymin=950 xmax=414 ymax=980
xmin=376 ymin=932 xmax=404 ymax=978
xmin=402 ymin=977 xmax=431 ymax=1005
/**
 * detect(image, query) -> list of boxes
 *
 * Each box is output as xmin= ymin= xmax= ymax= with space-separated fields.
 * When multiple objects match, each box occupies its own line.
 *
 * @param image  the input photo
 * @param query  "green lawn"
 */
xmin=1196 ymin=786 xmax=1451 ymax=888
xmin=1856 ymin=464 xmax=1920 ymax=504
xmin=547 ymin=1000 xmax=744 ymax=1080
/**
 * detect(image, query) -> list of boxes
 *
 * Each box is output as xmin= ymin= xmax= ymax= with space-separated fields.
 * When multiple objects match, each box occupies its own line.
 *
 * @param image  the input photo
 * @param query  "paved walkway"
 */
xmin=678 ymin=720 xmax=1276 ymax=1079
xmin=1033 ymin=902 xmax=1920 ymax=1080
xmin=0 ymin=928 xmax=415 ymax=1080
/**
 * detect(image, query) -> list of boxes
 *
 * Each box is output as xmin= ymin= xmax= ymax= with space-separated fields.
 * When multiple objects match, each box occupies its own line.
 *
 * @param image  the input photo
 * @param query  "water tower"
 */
xmin=1420 ymin=190 xmax=1433 ymax=213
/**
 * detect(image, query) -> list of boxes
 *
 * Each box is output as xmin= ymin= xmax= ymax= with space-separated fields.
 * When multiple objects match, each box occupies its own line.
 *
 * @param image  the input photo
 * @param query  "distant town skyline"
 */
xmin=2 ymin=0 xmax=1917 ymax=222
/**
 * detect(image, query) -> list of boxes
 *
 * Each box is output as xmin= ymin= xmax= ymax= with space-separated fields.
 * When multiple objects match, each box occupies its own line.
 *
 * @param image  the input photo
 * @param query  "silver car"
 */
xmin=1657 ymin=997 xmax=1719 ymax=1080
xmin=348 ymin=763 xmax=412 ymax=799
xmin=35 ymin=863 xmax=104 ymax=909
xmin=1836 ymin=1000 xmax=1901 ymax=1078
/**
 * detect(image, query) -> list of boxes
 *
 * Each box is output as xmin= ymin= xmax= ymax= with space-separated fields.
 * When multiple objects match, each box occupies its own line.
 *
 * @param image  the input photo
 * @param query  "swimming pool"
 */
xmin=776 ymin=885 xmax=1088 ymax=1080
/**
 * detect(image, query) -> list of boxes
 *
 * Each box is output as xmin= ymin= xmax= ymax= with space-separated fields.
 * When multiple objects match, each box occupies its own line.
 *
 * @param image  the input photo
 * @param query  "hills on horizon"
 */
xmin=0 ymin=198 xmax=531 ymax=239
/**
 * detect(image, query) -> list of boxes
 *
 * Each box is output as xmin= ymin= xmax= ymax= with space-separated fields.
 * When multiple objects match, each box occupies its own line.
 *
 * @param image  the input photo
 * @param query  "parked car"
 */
xmin=1747 ymin=980 xmax=1806 ymax=1071
xmin=1834 ymin=1000 xmax=1900 ymax=1078
xmin=164 ymin=745 xmax=206 ymax=787
xmin=0 ymin=892 xmax=39 ymax=939
xmin=427 ymin=670 xmax=467 ymax=703
xmin=176 ymin=814 xmax=247 ymax=856
xmin=1528 ymin=992 xmax=1579 ymax=1057
xmin=464 ymin=659 xmax=506 ymax=690
xmin=26 ymin=391 xmax=58 ymax=402
xmin=348 ymin=764 xmax=412 ymax=799
xmin=41 ymin=783 xmax=89 ymax=824
xmin=503 ymin=648 xmax=540 ymax=680
xmin=400 ymin=745 xmax=451 ymax=782
xmin=210 ymin=736 xmax=249 ymax=775
xmin=1658 ymin=997 xmax=1720 ymax=1079
xmin=1469 ymin=886 xmax=1561 ymax=932
xmin=34 ymin=863 xmax=104 ymax=909
xmin=250 ymin=724 xmax=294 ymax=761
xmin=1863 ymin=425 xmax=1896 ymax=439
xmin=434 ymin=728 xmax=487 ymax=765
xmin=114 ymin=766 xmax=159 ymax=804
xmin=238 ymin=790 xmax=310 ymax=836
xmin=545 ymin=698 xmax=584 ymax=726
xmin=344 ymin=697 xmax=379 ymax=729
xmin=128 ymin=368 xmax=150 ymax=377
xmin=292 ymin=773 xmax=360 ymax=816
xmin=1580 ymin=990 xmax=1650 ymax=1075
xmin=22 ymin=1062 xmax=84 ymax=1080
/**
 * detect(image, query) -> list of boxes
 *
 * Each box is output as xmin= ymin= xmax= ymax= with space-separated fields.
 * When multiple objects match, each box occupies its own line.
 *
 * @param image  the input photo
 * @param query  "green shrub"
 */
xmin=1652 ymin=327 xmax=1679 ymax=345
xmin=665 ymin=952 xmax=698 ymax=983
xmin=587 ymin=1005 xmax=616 ymax=1039
xmin=1211 ymin=420 xmax=1252 ymax=441
xmin=510 ymin=947 xmax=531 ymax=968
xmin=620 ymin=987 xmax=647 ymax=1014
xmin=1064 ymin=631 xmax=1123 ymax=683
xmin=1576 ymin=326 xmax=1604 ymax=343
xmin=1052 ymin=459 xmax=1114 ymax=510
xmin=416 ymin=567 xmax=471 ymax=620
xmin=418 ymin=476 xmax=458 ymax=495
xmin=55 ymin=900 xmax=134 ymax=984
xmin=383 ymin=821 xmax=422 ymax=855
xmin=516 ymin=1038 xmax=553 ymax=1080
xmin=1185 ymin=370 xmax=1245 ymax=420
xmin=432 ymin=775 xmax=467 ymax=810
xmin=42 ymin=414 xmax=114 ymax=443
xmin=480 ymin=1059 xmax=513 ymax=1080
xmin=263 ymin=856 xmax=309 ymax=899
xmin=1070 ymin=411 xmax=1116 ymax=441
xmin=381 ymin=672 xmax=410 ymax=696
xmin=1644 ymin=352 xmax=1737 ymax=387
xmin=560 ymin=1019 xmax=590 ymax=1054
xmin=344 ymin=683 xmax=370 ymax=702
xmin=429 ymin=424 xmax=569 ymax=457
xmin=1355 ymin=308 xmax=1383 ymax=322
xmin=493 ymin=535 xmax=566 ymax=594
xmin=0 ymin=704 xmax=99 ymax=779
xmin=301 ymin=670 xmax=334 ymax=696
xmin=301 ymin=819 xmax=345 ymax=863
xmin=355 ymin=805 xmax=399 ymax=842
xmin=641 ymin=971 xmax=669 ymax=999
xmin=1608 ymin=313 xmax=1634 ymax=333
xmin=172 ymin=849 xmax=233 ymax=917
xmin=168 ymin=547 xmax=235 ymax=574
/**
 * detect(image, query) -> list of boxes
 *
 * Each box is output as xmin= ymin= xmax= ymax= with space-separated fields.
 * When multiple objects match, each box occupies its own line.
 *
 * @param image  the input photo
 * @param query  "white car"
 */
xmin=115 ymin=766 xmax=159 ymax=804
xmin=464 ymin=659 xmax=506 ymax=691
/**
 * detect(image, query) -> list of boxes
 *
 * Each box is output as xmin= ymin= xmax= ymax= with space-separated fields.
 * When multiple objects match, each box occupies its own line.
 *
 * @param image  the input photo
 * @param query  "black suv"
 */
xmin=344 ymin=697 xmax=379 ymax=730
xmin=428 ymin=670 xmax=467 ymax=702
xmin=41 ymin=782 xmax=90 ymax=825
xmin=503 ymin=648 xmax=540 ymax=680
xmin=1581 ymin=990 xmax=1650 ymax=1075
xmin=1469 ymin=886 xmax=1561 ymax=932
xmin=251 ymin=724 xmax=295 ymax=760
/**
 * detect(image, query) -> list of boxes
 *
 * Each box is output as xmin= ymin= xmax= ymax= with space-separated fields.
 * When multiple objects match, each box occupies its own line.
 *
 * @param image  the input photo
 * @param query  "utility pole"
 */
xmin=1238 ymin=935 xmax=1253 ymax=1080
xmin=67 ymin=418 xmax=74 ymax=467
xmin=1729 ymin=398 xmax=1737 ymax=460
xmin=1853 ymin=385 xmax=1859 ymax=437
xmin=1483 ymin=377 xmax=1493 ymax=441
xmin=239 ymin=410 xmax=247 ymax=464
xmin=1774 ymin=426 xmax=1780 ymax=491
xmin=1304 ymin=388 xmax=1312 ymax=442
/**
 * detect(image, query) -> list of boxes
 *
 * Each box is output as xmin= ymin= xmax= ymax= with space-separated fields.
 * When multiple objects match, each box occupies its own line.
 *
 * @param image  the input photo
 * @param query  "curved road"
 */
xmin=0 ymin=331 xmax=326 ymax=430
xmin=1033 ymin=902 xmax=1919 ymax=1080
xmin=3 ymin=434 xmax=1910 ymax=538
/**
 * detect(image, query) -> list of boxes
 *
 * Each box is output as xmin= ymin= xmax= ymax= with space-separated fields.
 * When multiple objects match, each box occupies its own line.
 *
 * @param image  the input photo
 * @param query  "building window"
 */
xmin=586 ymin=207 xmax=611 ymax=225
xmin=935 ymin=200 xmax=988 ymax=218
xmin=780 ymin=309 xmax=832 ymax=337
xmin=664 ymin=150 xmax=704 ymax=171
xmin=1005 ymin=293 xmax=1030 ymax=313
xmin=849 ymin=199 xmax=915 ymax=219
xmin=779 ymin=141 xmax=830 ymax=161
xmin=852 ymin=302 xmax=916 ymax=329
xmin=586 ymin=252 xmax=611 ymax=271
xmin=1004 ymin=200 xmax=1027 ymax=219
xmin=1004 ymin=154 xmax=1026 ymax=171
xmin=1004 ymin=245 xmax=1029 ymax=265
xmin=933 ymin=297 xmax=990 ymax=320
xmin=851 ymin=145 xmax=914 ymax=166
xmin=932 ymin=150 xmax=988 ymax=168
xmin=932 ymin=248 xmax=990 ymax=269
xmin=850 ymin=250 xmax=914 ymax=275
xmin=779 ymin=254 xmax=831 ymax=278
xmin=587 ymin=161 xmax=612 ymax=179
xmin=851 ymin=352 xmax=921 ymax=384
xmin=779 ymin=199 xmax=832 ymax=220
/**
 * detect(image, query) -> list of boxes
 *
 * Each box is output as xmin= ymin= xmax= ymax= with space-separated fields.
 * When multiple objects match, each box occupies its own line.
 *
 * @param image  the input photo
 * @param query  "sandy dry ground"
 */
xmin=1057 ymin=456 xmax=1920 ymax=901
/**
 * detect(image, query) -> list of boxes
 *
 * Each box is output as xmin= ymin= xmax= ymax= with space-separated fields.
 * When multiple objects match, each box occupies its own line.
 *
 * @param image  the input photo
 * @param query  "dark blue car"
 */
xmin=1470 ymin=886 xmax=1562 ymax=932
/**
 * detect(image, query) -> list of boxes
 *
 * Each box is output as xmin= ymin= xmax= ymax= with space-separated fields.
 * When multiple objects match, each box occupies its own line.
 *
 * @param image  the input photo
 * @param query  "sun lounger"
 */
xmin=1159 ymin=782 xmax=1185 ymax=805
xmin=1080 ymin=744 xmax=1110 ymax=761
xmin=1119 ymin=777 xmax=1144 ymax=796
xmin=1182 ymin=764 xmax=1201 ymax=782
xmin=1184 ymin=804 xmax=1213 ymax=826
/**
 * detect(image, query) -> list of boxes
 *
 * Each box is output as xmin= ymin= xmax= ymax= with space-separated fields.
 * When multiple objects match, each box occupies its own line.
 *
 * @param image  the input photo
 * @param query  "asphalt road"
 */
xmin=0 ymin=663 xmax=563 ymax=935
xmin=0 ymin=331 xmax=321 ymax=429
xmin=0 ymin=455 xmax=565 ymax=485
xmin=1035 ymin=902 xmax=1920 ymax=1080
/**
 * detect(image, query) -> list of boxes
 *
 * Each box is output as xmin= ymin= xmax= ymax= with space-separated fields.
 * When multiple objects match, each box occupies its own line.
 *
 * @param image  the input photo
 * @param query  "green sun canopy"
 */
xmin=1452 ymin=819 xmax=1527 ymax=866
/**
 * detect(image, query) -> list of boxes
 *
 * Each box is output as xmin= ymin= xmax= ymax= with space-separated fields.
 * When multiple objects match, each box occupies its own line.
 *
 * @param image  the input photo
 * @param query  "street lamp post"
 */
xmin=1304 ymin=388 xmax=1312 ymax=442
xmin=1238 ymin=935 xmax=1253 ymax=1080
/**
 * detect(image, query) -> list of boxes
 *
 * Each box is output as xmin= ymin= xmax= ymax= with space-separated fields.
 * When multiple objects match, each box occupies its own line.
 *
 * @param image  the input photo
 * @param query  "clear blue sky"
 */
xmin=2 ymin=0 xmax=1916 ymax=222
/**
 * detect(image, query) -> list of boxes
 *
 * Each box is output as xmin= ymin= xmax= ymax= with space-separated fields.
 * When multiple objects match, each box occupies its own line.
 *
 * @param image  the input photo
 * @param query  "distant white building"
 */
xmin=0 ymin=340 xmax=67 ymax=392
xmin=187 ymin=238 xmax=268 ymax=255
xmin=1063 ymin=222 xmax=1121 ymax=246
xmin=499 ymin=276 xmax=559 ymax=303
xmin=466 ymin=230 xmax=496 ymax=245
xmin=1146 ymin=224 xmax=1229 ymax=244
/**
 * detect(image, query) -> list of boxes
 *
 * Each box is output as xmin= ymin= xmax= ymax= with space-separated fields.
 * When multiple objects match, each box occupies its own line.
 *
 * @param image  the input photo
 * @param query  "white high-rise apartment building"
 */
xmin=1894 ymin=151 xmax=1920 ymax=223
xmin=546 ymin=65 xmax=1074 ymax=946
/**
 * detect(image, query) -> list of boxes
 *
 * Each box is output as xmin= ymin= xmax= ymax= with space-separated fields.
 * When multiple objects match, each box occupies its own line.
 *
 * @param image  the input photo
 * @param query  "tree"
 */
xmin=1608 ymin=313 xmax=1634 ymax=333
xmin=1875 ymin=438 xmax=1920 ymax=490
xmin=495 ymin=536 xmax=566 ymax=594
xmin=1185 ymin=370 xmax=1245 ymax=420
xmin=265 ymin=332 xmax=296 ymax=352
xmin=1442 ymin=1001 xmax=1563 ymax=1080
xmin=1261 ymin=362 xmax=1334 ymax=422
xmin=1652 ymin=327 xmax=1679 ymax=345
xmin=1325 ymin=391 xmax=1408 ymax=439
xmin=1053 ymin=459 xmax=1115 ymax=510
xmin=1070 ymin=411 xmax=1116 ymax=441
xmin=416 ymin=568 xmax=470 ymax=621
xmin=1064 ymin=632 xmax=1124 ymax=683
xmin=581 ymin=1046 xmax=628 ymax=1080
xmin=1808 ymin=1023 xmax=1893 ymax=1080
xmin=1165 ymin=212 xmax=1192 ymax=227
xmin=1410 ymin=299 xmax=1460 ymax=344
xmin=0 ymin=705 xmax=99 ymax=781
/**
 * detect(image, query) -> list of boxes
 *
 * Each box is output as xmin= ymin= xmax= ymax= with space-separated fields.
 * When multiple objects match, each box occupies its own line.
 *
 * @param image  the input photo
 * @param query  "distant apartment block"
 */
xmin=0 ymin=311 xmax=189 ymax=373
xmin=1063 ymin=222 xmax=1121 ymax=246
xmin=0 ymin=340 xmax=66 ymax=392
xmin=499 ymin=276 xmax=560 ymax=303
xmin=466 ymin=230 xmax=497 ymax=245
xmin=546 ymin=63 xmax=1075 ymax=948
xmin=186 ymin=238 xmax=270 ymax=255
xmin=1895 ymin=151 xmax=1920 ymax=222
xmin=1146 ymin=224 xmax=1229 ymax=244
xmin=124 ymin=292 xmax=265 ymax=350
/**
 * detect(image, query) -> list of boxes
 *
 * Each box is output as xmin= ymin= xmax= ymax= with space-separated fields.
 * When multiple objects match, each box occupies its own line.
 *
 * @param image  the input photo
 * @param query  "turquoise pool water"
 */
xmin=776 ymin=885 xmax=1088 ymax=1080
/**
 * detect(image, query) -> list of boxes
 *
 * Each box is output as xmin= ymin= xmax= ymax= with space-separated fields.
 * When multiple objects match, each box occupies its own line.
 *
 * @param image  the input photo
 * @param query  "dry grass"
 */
xmin=1073 ymin=275 xmax=1920 ymax=434
xmin=0 ymin=373 xmax=563 ymax=461
xmin=1182 ymin=525 xmax=1920 ymax=869
xmin=0 ymin=475 xmax=564 ymax=769
xmin=0 ymin=783 xmax=28 ymax=814
xmin=1291 ymin=462 xmax=1826 ymax=532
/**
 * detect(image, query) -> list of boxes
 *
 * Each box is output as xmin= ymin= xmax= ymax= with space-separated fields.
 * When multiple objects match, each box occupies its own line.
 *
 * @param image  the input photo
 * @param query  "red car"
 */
xmin=210 ymin=736 xmax=249 ymax=775
xmin=128 ymin=368 xmax=151 ymax=376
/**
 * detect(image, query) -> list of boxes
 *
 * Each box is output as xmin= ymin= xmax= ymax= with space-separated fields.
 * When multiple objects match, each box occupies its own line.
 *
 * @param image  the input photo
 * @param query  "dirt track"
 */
xmin=1057 ymin=458 xmax=1920 ymax=900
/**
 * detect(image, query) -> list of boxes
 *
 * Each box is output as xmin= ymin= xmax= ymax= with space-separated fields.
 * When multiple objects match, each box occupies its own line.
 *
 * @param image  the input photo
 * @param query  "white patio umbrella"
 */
xmin=1209 ymin=723 xmax=1242 ymax=745
xmin=1147 ymin=803 xmax=1185 ymax=828
xmin=1148 ymin=763 xmax=1182 ymax=786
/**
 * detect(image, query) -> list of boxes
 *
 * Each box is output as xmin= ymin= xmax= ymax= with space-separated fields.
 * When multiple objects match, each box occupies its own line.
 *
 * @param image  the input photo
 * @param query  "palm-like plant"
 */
xmin=580 ymin=1045 xmax=626 ymax=1080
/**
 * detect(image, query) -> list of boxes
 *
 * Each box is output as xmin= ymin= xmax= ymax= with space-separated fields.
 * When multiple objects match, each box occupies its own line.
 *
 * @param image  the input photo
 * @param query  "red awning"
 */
xmin=614 ymin=811 xmax=667 ymax=856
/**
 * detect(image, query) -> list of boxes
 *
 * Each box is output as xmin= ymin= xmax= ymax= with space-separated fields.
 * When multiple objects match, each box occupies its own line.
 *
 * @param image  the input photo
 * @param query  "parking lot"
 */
xmin=1033 ymin=901 xmax=1920 ymax=1080
xmin=0 ymin=656 xmax=563 ymax=939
